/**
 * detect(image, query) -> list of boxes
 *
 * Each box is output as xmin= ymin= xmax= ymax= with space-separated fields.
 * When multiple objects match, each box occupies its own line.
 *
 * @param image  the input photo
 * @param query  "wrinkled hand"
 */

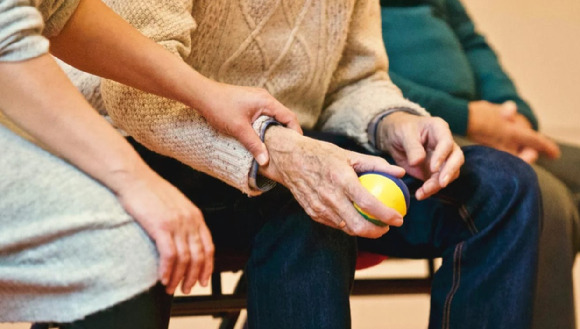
xmin=467 ymin=100 xmax=560 ymax=163
xmin=377 ymin=112 xmax=464 ymax=200
xmin=199 ymin=81 xmax=302 ymax=166
xmin=259 ymin=126 xmax=406 ymax=238
xmin=110 ymin=167 xmax=214 ymax=295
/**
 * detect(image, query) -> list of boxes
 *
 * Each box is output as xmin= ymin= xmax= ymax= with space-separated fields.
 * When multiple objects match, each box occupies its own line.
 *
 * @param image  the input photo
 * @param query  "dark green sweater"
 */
xmin=380 ymin=0 xmax=538 ymax=135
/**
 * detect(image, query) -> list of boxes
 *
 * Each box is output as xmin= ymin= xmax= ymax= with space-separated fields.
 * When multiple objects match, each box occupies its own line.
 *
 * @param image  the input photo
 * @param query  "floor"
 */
xmin=2 ymin=256 xmax=580 ymax=329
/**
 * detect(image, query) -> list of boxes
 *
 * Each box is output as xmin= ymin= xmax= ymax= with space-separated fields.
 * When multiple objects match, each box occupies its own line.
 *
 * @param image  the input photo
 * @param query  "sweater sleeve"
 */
xmin=317 ymin=0 xmax=429 ymax=152
xmin=100 ymin=0 xmax=269 ymax=196
xmin=445 ymin=0 xmax=538 ymax=130
xmin=0 ymin=0 xmax=48 ymax=61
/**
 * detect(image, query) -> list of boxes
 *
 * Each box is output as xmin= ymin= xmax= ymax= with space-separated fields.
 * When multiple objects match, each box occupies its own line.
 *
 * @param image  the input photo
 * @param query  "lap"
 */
xmin=537 ymin=142 xmax=580 ymax=208
xmin=0 ymin=125 xmax=158 ymax=323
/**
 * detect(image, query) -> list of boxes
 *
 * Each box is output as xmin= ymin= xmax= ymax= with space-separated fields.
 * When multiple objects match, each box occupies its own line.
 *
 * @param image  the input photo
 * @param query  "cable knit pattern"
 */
xmin=99 ymin=0 xmax=428 ymax=196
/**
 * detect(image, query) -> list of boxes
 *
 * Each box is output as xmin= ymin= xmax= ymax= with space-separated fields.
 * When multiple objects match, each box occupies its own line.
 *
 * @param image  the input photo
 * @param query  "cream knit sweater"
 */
xmin=99 ymin=0 xmax=428 ymax=196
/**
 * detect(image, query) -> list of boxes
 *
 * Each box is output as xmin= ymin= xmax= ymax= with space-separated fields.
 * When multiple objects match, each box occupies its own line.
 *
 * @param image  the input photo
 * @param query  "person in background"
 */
xmin=0 ymin=0 xmax=300 ymax=327
xmin=379 ymin=0 xmax=580 ymax=328
xmin=65 ymin=0 xmax=543 ymax=328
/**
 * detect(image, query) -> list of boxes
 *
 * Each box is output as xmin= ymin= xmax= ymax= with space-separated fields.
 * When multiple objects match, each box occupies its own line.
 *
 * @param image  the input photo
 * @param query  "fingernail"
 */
xmin=416 ymin=190 xmax=424 ymax=200
xmin=442 ymin=174 xmax=450 ymax=187
xmin=256 ymin=153 xmax=268 ymax=166
xmin=394 ymin=217 xmax=404 ymax=226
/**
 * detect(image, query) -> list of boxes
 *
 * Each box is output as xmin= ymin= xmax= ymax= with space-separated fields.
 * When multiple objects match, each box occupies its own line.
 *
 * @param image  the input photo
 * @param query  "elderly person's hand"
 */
xmin=467 ymin=100 xmax=560 ymax=163
xmin=258 ymin=126 xmax=406 ymax=238
xmin=376 ymin=112 xmax=465 ymax=200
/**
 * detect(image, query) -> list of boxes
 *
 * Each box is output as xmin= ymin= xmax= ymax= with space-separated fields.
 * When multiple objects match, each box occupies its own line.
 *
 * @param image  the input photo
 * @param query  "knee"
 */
xmin=462 ymin=146 xmax=539 ymax=195
xmin=533 ymin=164 xmax=580 ymax=253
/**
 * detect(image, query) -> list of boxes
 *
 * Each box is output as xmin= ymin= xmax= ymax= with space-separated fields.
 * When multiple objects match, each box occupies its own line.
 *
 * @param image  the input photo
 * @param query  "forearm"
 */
xmin=101 ymin=78 xmax=266 ymax=196
xmin=0 ymin=54 xmax=148 ymax=193
xmin=48 ymin=0 xmax=212 ymax=112
xmin=319 ymin=0 xmax=427 ymax=149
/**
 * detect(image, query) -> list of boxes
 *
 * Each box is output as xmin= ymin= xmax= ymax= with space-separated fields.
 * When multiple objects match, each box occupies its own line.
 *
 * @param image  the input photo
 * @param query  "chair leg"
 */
xmin=216 ymin=272 xmax=247 ymax=329
xmin=31 ymin=325 xmax=48 ymax=329
xmin=427 ymin=258 xmax=436 ymax=280
xmin=31 ymin=324 xmax=57 ymax=329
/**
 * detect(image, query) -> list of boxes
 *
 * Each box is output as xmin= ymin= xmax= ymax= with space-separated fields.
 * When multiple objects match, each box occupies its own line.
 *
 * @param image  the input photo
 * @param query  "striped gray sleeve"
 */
xmin=0 ymin=0 xmax=48 ymax=61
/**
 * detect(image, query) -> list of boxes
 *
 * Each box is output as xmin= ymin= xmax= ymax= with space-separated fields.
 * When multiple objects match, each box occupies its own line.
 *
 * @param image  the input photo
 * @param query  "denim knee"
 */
xmin=461 ymin=146 xmax=540 ymax=215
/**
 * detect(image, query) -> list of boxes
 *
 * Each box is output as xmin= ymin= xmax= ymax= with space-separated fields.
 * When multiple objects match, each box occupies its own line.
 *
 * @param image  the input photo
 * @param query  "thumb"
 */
xmin=236 ymin=127 xmax=269 ymax=166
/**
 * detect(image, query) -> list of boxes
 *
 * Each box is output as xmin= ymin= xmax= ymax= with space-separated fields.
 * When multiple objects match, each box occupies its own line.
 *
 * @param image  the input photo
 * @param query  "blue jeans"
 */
xmin=130 ymin=135 xmax=541 ymax=329
xmin=359 ymin=147 xmax=541 ymax=329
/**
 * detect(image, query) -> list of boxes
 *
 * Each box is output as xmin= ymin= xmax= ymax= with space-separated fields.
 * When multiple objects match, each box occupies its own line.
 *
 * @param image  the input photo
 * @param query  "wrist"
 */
xmin=100 ymin=151 xmax=155 ymax=196
xmin=258 ymin=125 xmax=301 ymax=181
xmin=466 ymin=101 xmax=487 ymax=137
xmin=179 ymin=73 xmax=217 ymax=112
xmin=375 ymin=111 xmax=411 ymax=151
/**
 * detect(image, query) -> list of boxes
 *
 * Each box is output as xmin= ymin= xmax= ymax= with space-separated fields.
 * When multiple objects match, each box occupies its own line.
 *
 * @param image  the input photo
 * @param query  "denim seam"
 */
xmin=458 ymin=205 xmax=478 ymax=235
xmin=435 ymin=194 xmax=479 ymax=235
xmin=443 ymin=241 xmax=464 ymax=329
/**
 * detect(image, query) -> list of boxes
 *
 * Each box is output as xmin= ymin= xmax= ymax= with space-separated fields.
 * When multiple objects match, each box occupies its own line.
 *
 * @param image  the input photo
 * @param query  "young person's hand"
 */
xmin=0 ymin=54 xmax=214 ymax=296
xmin=198 ymin=81 xmax=302 ymax=166
xmin=111 ymin=167 xmax=214 ymax=295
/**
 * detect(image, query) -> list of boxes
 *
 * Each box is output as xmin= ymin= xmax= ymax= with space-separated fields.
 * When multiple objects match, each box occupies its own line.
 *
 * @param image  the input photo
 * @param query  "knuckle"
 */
xmin=186 ymin=207 xmax=203 ymax=222
xmin=163 ymin=249 xmax=177 ymax=263
xmin=191 ymin=248 xmax=204 ymax=265
xmin=354 ymin=198 xmax=372 ymax=212
xmin=309 ymin=201 xmax=326 ymax=215
xmin=349 ymin=221 xmax=364 ymax=234
xmin=205 ymin=244 xmax=215 ymax=258
xmin=179 ymin=250 xmax=192 ymax=264
xmin=432 ymin=116 xmax=448 ymax=127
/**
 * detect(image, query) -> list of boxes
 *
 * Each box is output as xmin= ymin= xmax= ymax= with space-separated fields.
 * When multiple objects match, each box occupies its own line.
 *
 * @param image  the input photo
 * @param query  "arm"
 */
xmin=0 ymin=0 xmax=212 ymax=295
xmin=51 ymin=0 xmax=300 ymax=170
xmin=317 ymin=0 xmax=429 ymax=151
xmin=0 ymin=54 xmax=213 ymax=295
xmin=258 ymin=125 xmax=406 ymax=238
xmin=445 ymin=0 xmax=559 ymax=161
xmin=318 ymin=0 xmax=463 ymax=200
xmin=444 ymin=0 xmax=538 ymax=129
xmin=87 ymin=0 xmax=291 ymax=195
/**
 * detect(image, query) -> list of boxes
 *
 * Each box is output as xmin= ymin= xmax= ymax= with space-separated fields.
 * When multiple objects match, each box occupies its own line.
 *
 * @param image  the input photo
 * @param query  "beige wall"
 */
xmin=462 ymin=0 xmax=580 ymax=145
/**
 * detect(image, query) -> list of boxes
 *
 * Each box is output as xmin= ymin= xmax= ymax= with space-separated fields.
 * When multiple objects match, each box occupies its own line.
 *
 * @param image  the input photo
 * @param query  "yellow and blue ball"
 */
xmin=354 ymin=172 xmax=410 ymax=226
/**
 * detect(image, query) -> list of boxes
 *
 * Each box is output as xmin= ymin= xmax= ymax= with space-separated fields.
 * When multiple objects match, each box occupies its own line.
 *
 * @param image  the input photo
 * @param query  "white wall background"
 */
xmin=463 ymin=0 xmax=580 ymax=145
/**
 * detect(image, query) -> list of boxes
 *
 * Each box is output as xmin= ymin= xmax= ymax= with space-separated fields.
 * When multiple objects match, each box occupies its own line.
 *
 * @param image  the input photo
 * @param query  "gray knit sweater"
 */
xmin=0 ymin=0 xmax=158 ymax=322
